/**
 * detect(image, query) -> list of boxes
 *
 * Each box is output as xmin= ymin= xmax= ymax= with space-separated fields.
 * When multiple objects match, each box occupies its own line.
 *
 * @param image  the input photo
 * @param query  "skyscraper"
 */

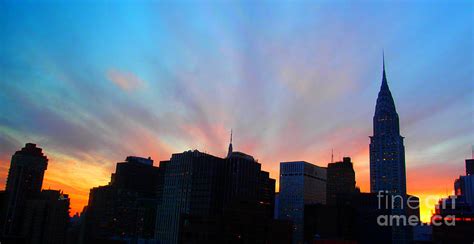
xmin=369 ymin=56 xmax=410 ymax=244
xmin=3 ymin=143 xmax=48 ymax=237
xmin=369 ymin=56 xmax=407 ymax=196
xmin=278 ymin=161 xmax=327 ymax=244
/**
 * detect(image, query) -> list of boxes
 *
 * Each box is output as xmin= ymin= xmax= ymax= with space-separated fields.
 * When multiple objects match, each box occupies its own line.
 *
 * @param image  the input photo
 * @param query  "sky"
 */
xmin=0 ymin=1 xmax=473 ymax=222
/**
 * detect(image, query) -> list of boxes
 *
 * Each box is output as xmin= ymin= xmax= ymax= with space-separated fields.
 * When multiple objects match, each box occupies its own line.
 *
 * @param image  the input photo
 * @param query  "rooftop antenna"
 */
xmin=331 ymin=148 xmax=334 ymax=163
xmin=227 ymin=129 xmax=233 ymax=158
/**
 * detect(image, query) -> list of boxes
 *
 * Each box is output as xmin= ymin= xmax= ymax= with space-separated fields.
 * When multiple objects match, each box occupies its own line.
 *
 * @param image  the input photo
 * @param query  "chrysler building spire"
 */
xmin=374 ymin=55 xmax=399 ymax=137
xmin=370 ymin=54 xmax=406 ymax=196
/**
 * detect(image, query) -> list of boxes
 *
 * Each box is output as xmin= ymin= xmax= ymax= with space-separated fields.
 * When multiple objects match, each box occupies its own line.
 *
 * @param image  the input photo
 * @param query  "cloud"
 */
xmin=107 ymin=69 xmax=145 ymax=91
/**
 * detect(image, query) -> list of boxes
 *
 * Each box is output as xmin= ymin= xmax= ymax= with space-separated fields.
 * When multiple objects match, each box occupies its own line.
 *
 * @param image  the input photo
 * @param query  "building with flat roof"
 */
xmin=327 ymin=157 xmax=356 ymax=205
xmin=279 ymin=161 xmax=327 ymax=244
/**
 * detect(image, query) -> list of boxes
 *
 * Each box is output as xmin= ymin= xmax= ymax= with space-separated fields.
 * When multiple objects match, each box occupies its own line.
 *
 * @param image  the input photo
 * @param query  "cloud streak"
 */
xmin=107 ymin=69 xmax=146 ymax=91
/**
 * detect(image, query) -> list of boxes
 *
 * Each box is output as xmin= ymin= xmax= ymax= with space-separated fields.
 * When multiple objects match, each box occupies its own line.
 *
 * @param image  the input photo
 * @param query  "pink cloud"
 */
xmin=107 ymin=69 xmax=145 ymax=91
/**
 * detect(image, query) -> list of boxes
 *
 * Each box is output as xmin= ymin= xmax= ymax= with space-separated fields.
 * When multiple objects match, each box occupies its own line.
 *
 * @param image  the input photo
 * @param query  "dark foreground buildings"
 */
xmin=81 ymin=136 xmax=287 ymax=244
xmin=432 ymin=157 xmax=474 ymax=244
xmin=326 ymin=157 xmax=356 ymax=205
xmin=304 ymin=193 xmax=393 ymax=244
xmin=0 ymin=143 xmax=70 ymax=244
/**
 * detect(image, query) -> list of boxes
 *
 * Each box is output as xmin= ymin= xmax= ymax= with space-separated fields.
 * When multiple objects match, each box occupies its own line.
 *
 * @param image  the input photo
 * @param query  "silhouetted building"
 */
xmin=433 ymin=157 xmax=474 ymax=243
xmin=155 ymin=150 xmax=226 ymax=243
xmin=3 ymin=143 xmax=48 ymax=238
xmin=369 ymin=57 xmax=410 ymax=243
xmin=157 ymin=135 xmax=278 ymax=243
xmin=370 ymin=57 xmax=407 ymax=196
xmin=22 ymin=190 xmax=70 ymax=244
xmin=455 ymin=175 xmax=474 ymax=207
xmin=455 ymin=157 xmax=474 ymax=206
xmin=226 ymin=150 xmax=275 ymax=218
xmin=83 ymin=156 xmax=161 ymax=243
xmin=327 ymin=157 xmax=356 ymax=205
xmin=279 ymin=161 xmax=327 ymax=244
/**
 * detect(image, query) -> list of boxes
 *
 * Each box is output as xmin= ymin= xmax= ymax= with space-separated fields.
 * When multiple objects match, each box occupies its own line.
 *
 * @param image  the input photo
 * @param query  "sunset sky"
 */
xmin=0 ymin=1 xmax=472 ymax=222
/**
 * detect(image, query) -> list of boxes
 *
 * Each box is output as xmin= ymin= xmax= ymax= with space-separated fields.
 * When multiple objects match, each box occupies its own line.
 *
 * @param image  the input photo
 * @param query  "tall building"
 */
xmin=83 ymin=156 xmax=161 ymax=243
xmin=278 ymin=161 xmax=327 ymax=244
xmin=369 ymin=56 xmax=410 ymax=243
xmin=369 ymin=57 xmax=407 ymax=196
xmin=3 ymin=143 xmax=48 ymax=237
xmin=155 ymin=150 xmax=227 ymax=243
xmin=326 ymin=157 xmax=356 ymax=205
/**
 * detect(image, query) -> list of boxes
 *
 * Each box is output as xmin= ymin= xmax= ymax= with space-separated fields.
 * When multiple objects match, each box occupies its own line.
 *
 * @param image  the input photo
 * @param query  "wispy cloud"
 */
xmin=107 ymin=69 xmax=145 ymax=91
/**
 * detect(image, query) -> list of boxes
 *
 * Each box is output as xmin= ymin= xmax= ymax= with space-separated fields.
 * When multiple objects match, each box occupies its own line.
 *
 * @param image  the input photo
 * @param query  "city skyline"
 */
xmin=1 ymin=1 xmax=473 ymax=224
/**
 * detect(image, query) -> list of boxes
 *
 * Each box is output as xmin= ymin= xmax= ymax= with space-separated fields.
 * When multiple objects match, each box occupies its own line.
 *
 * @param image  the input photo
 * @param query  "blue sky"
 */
xmin=0 ymin=1 xmax=472 ymax=219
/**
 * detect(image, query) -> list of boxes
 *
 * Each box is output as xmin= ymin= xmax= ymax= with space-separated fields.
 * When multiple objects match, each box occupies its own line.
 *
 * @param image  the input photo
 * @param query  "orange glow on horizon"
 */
xmin=0 ymin=144 xmax=463 ymax=220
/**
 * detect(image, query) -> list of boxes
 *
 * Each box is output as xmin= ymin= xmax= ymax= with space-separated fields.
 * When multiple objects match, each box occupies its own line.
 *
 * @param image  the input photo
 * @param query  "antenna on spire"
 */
xmin=383 ymin=49 xmax=385 ymax=71
xmin=382 ymin=50 xmax=387 ymax=77
xmin=230 ymin=129 xmax=233 ymax=144
xmin=381 ymin=50 xmax=388 ymax=87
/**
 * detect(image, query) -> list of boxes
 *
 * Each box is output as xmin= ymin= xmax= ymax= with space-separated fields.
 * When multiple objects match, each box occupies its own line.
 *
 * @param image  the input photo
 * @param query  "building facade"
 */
xmin=21 ymin=190 xmax=70 ymax=244
xmin=156 ymin=135 xmax=277 ymax=244
xmin=327 ymin=157 xmax=356 ymax=205
xmin=155 ymin=150 xmax=227 ymax=243
xmin=279 ymin=161 xmax=327 ymax=244
xmin=83 ymin=156 xmax=161 ymax=243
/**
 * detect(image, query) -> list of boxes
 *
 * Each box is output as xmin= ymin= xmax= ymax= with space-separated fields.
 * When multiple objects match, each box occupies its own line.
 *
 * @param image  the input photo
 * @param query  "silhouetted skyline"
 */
xmin=0 ymin=1 xmax=472 ymax=224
